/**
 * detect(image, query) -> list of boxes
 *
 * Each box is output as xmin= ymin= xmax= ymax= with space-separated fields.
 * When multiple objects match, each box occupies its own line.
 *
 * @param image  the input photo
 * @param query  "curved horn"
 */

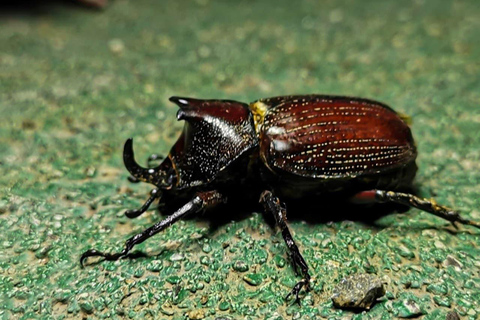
xmin=123 ymin=138 xmax=166 ymax=185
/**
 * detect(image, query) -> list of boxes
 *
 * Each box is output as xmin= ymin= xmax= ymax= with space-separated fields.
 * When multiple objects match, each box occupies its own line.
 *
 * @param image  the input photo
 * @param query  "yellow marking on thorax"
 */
xmin=398 ymin=112 xmax=412 ymax=126
xmin=249 ymin=101 xmax=269 ymax=134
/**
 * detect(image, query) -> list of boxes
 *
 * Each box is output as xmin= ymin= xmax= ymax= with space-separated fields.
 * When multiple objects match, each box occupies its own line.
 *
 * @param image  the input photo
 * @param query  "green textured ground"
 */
xmin=1 ymin=0 xmax=480 ymax=319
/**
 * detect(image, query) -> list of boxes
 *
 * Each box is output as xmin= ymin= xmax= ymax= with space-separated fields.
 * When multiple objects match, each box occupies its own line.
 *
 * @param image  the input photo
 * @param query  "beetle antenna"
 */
xmin=123 ymin=138 xmax=169 ymax=186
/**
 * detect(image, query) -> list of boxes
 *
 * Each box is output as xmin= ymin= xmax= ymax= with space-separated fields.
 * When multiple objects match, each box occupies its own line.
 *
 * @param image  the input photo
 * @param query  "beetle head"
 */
xmin=123 ymin=138 xmax=176 ymax=189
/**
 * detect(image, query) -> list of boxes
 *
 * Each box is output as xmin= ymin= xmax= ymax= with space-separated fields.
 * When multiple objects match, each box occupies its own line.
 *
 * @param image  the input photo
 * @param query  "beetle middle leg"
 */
xmin=350 ymin=190 xmax=480 ymax=229
xmin=260 ymin=190 xmax=311 ymax=303
xmin=80 ymin=190 xmax=224 ymax=267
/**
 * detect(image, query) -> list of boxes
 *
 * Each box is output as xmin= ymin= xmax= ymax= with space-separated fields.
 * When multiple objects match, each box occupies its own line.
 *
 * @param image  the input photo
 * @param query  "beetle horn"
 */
xmin=123 ymin=138 xmax=169 ymax=186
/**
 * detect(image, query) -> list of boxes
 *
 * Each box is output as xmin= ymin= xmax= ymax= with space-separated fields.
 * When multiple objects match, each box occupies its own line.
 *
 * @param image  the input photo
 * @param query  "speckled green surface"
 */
xmin=1 ymin=0 xmax=480 ymax=319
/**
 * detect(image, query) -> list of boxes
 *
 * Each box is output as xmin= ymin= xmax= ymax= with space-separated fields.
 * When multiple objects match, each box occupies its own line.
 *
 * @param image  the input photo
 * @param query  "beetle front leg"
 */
xmin=260 ymin=190 xmax=311 ymax=304
xmin=351 ymin=190 xmax=480 ymax=229
xmin=80 ymin=190 xmax=224 ymax=267
xmin=124 ymin=188 xmax=161 ymax=219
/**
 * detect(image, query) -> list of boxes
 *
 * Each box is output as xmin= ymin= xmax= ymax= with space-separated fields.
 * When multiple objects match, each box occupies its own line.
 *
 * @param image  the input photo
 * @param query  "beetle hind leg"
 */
xmin=350 ymin=190 xmax=480 ymax=229
xmin=260 ymin=190 xmax=311 ymax=303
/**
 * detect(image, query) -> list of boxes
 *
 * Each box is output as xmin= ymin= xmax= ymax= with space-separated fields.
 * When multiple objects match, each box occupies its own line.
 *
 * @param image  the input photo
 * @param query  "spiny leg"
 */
xmin=124 ymin=188 xmax=161 ymax=219
xmin=260 ymin=190 xmax=311 ymax=303
xmin=351 ymin=190 xmax=480 ymax=229
xmin=80 ymin=190 xmax=224 ymax=267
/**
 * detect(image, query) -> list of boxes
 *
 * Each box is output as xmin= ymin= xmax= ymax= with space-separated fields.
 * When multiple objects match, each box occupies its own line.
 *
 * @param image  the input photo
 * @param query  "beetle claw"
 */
xmin=80 ymin=249 xmax=105 ymax=267
xmin=285 ymin=279 xmax=310 ymax=304
xmin=80 ymin=248 xmax=128 ymax=267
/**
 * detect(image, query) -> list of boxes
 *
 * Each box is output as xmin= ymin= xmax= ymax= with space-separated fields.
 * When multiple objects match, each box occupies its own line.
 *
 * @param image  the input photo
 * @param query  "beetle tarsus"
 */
xmin=290 ymin=245 xmax=310 ymax=278
xmin=125 ymin=189 xmax=161 ymax=218
xmin=286 ymin=278 xmax=310 ymax=304
xmin=80 ymin=248 xmax=128 ymax=267
xmin=260 ymin=190 xmax=312 ymax=301
xmin=373 ymin=190 xmax=480 ymax=230
xmin=453 ymin=213 xmax=480 ymax=229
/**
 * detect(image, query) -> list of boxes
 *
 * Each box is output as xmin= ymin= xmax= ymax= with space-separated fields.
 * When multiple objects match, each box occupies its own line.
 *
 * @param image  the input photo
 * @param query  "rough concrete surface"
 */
xmin=1 ymin=0 xmax=479 ymax=319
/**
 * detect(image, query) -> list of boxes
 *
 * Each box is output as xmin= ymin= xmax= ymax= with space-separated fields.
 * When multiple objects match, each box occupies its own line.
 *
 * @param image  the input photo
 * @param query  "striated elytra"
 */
xmin=80 ymin=95 xmax=480 ymax=303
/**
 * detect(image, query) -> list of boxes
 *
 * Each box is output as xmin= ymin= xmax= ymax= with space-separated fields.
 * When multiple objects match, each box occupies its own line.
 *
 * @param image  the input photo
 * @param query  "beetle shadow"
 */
xmin=201 ymin=183 xmax=465 ymax=234
xmin=282 ymin=199 xmax=408 ymax=227
xmin=198 ymin=195 xmax=410 ymax=236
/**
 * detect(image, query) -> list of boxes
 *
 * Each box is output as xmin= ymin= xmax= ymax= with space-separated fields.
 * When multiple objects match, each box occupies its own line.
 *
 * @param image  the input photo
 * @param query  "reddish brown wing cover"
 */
xmin=256 ymin=95 xmax=416 ymax=179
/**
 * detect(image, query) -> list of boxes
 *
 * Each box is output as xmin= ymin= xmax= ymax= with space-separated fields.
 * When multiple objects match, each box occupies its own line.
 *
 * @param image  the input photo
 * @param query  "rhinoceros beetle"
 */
xmin=81 ymin=95 xmax=480 ymax=302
